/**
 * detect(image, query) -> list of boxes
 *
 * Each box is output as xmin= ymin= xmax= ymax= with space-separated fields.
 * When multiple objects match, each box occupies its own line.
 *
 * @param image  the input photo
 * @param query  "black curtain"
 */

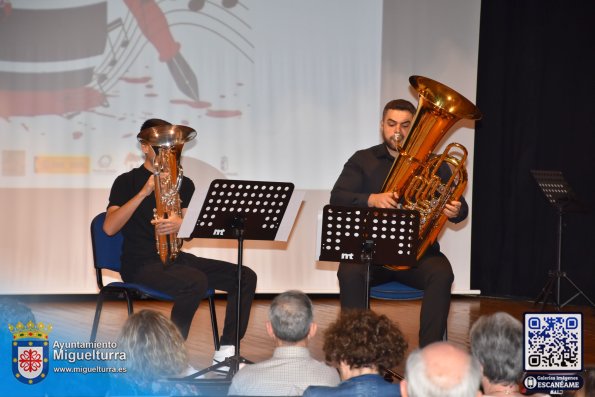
xmin=472 ymin=1 xmax=595 ymax=303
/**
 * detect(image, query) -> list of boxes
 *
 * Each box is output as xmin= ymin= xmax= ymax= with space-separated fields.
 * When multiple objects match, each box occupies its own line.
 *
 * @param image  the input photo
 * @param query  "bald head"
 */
xmin=424 ymin=343 xmax=474 ymax=389
xmin=402 ymin=342 xmax=482 ymax=397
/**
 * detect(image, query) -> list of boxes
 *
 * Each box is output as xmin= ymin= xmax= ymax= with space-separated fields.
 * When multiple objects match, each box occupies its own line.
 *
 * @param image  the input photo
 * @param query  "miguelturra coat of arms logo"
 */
xmin=9 ymin=320 xmax=52 ymax=385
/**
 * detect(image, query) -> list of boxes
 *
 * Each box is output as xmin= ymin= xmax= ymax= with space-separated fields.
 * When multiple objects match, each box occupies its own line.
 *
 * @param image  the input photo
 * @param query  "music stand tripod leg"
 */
xmin=229 ymin=221 xmax=254 ymax=374
xmin=361 ymin=239 xmax=406 ymax=383
xmin=383 ymin=368 xmax=404 ymax=382
xmin=216 ymin=219 xmax=253 ymax=380
xmin=534 ymin=272 xmax=557 ymax=310
xmin=365 ymin=263 xmax=370 ymax=310
xmin=534 ymin=210 xmax=564 ymax=310
xmin=362 ymin=240 xmax=374 ymax=310
xmin=559 ymin=274 xmax=595 ymax=309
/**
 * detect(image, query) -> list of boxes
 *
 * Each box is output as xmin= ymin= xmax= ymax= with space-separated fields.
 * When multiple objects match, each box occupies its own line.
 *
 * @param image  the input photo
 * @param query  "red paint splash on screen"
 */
xmin=206 ymin=109 xmax=242 ymax=118
xmin=120 ymin=76 xmax=152 ymax=84
xmin=169 ymin=98 xmax=241 ymax=117
xmin=0 ymin=88 xmax=105 ymax=119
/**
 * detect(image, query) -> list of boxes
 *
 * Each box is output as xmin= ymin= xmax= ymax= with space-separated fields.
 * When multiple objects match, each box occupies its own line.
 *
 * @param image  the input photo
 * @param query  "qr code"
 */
xmin=524 ymin=313 xmax=582 ymax=371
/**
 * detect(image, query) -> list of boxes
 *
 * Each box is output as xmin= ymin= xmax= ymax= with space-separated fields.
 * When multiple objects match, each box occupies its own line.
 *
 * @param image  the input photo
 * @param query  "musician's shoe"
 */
xmin=211 ymin=345 xmax=235 ymax=373
xmin=181 ymin=364 xmax=204 ymax=379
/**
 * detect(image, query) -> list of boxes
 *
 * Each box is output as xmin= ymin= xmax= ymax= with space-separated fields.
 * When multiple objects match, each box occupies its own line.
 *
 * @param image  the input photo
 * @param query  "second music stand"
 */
xmin=319 ymin=205 xmax=420 ymax=309
xmin=319 ymin=204 xmax=419 ymax=381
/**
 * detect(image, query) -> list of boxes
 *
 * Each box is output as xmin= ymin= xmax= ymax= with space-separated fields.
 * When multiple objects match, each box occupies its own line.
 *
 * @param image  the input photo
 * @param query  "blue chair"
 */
xmin=89 ymin=212 xmax=220 ymax=349
xmin=370 ymin=281 xmax=424 ymax=301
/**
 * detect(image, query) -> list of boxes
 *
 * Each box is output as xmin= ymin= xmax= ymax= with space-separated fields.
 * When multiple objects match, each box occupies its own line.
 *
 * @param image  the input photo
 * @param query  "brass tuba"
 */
xmin=382 ymin=76 xmax=481 ymax=269
xmin=137 ymin=124 xmax=197 ymax=265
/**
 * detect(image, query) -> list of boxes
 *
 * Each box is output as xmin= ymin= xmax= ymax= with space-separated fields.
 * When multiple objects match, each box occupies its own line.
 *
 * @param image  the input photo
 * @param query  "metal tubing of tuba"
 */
xmin=381 ymin=76 xmax=481 ymax=269
xmin=137 ymin=124 xmax=197 ymax=265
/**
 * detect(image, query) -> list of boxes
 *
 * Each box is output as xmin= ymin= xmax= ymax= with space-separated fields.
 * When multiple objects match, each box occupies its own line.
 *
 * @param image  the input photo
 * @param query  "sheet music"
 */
xmin=178 ymin=183 xmax=208 ymax=238
xmin=275 ymin=189 xmax=305 ymax=242
xmin=315 ymin=209 xmax=323 ymax=259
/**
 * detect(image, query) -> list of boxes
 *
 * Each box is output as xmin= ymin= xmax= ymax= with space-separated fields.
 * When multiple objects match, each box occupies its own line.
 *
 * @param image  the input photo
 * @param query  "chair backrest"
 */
xmin=90 ymin=212 xmax=123 ymax=273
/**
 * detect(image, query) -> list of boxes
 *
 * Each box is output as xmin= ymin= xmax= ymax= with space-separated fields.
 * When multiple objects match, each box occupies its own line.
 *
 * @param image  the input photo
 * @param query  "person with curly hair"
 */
xmin=302 ymin=309 xmax=408 ymax=396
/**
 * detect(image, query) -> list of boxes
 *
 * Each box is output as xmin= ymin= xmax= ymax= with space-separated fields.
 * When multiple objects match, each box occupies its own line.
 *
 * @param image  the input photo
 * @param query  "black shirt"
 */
xmin=107 ymin=165 xmax=195 ymax=263
xmin=330 ymin=143 xmax=468 ymax=223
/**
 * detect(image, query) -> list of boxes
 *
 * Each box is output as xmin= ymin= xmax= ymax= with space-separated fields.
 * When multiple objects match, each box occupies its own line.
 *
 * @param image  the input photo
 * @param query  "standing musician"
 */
xmin=103 ymin=118 xmax=257 ymax=366
xmin=330 ymin=99 xmax=468 ymax=347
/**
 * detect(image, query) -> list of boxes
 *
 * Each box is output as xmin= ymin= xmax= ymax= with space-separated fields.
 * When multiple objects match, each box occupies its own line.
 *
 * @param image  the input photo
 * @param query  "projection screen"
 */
xmin=0 ymin=0 xmax=481 ymax=294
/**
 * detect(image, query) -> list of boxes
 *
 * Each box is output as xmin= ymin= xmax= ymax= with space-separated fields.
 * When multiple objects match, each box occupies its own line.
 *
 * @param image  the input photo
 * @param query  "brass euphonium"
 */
xmin=137 ymin=124 xmax=197 ymax=265
xmin=382 ymin=76 xmax=481 ymax=269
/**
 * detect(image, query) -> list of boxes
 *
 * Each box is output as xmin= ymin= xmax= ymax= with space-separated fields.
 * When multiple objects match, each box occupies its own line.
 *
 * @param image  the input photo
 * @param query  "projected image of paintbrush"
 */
xmin=125 ymin=0 xmax=200 ymax=101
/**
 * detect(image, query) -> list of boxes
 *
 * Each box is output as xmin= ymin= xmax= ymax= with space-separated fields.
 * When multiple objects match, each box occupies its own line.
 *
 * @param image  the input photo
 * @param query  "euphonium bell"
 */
xmin=382 ymin=76 xmax=481 ymax=269
xmin=137 ymin=124 xmax=197 ymax=265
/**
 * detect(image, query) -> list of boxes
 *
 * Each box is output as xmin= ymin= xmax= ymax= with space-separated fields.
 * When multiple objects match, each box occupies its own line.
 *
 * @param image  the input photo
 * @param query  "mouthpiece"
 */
xmin=392 ymin=133 xmax=403 ymax=144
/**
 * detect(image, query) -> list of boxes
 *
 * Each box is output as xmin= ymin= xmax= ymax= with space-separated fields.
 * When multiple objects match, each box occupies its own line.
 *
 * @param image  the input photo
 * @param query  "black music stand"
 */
xmin=319 ymin=205 xmax=419 ymax=381
xmin=183 ymin=179 xmax=295 ymax=380
xmin=531 ymin=170 xmax=594 ymax=310
xmin=319 ymin=205 xmax=419 ymax=307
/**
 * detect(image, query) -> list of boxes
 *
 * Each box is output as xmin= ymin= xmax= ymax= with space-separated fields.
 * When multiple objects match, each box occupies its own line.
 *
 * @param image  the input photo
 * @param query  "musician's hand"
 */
xmin=443 ymin=200 xmax=462 ymax=219
xmin=152 ymin=213 xmax=183 ymax=235
xmin=368 ymin=192 xmax=399 ymax=208
xmin=140 ymin=175 xmax=155 ymax=197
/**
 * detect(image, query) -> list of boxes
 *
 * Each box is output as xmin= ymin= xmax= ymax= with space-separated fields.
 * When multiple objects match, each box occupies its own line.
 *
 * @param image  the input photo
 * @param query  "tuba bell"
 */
xmin=137 ymin=124 xmax=197 ymax=265
xmin=382 ymin=76 xmax=481 ymax=270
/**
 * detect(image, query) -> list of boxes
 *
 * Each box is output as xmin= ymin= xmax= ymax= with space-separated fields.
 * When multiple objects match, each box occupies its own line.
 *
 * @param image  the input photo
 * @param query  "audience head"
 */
xmin=267 ymin=290 xmax=315 ymax=344
xmin=470 ymin=311 xmax=523 ymax=386
xmin=118 ymin=309 xmax=188 ymax=382
xmin=563 ymin=366 xmax=595 ymax=397
xmin=578 ymin=367 xmax=595 ymax=397
xmin=402 ymin=341 xmax=482 ymax=397
xmin=322 ymin=309 xmax=407 ymax=374
xmin=0 ymin=297 xmax=36 ymax=346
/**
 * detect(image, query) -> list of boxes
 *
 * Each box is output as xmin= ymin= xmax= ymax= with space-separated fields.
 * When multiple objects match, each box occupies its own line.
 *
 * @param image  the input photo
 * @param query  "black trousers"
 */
xmin=122 ymin=252 xmax=257 ymax=344
xmin=337 ymin=251 xmax=453 ymax=347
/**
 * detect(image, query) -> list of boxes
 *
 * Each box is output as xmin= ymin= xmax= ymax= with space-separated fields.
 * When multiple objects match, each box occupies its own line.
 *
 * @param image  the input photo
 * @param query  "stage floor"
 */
xmin=23 ymin=294 xmax=595 ymax=378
